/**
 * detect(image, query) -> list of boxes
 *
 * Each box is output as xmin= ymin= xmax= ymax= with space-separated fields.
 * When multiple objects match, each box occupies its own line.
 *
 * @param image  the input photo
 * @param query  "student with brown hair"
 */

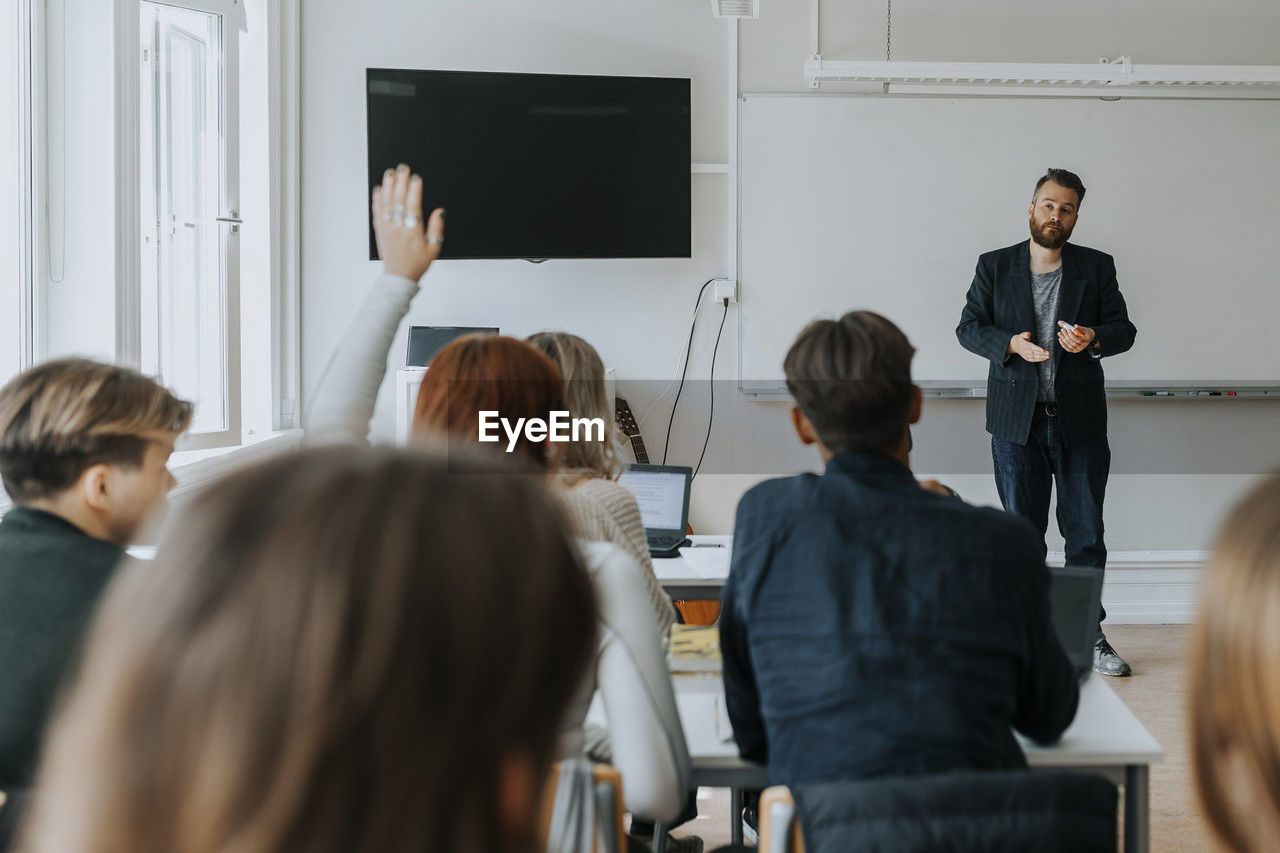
xmin=1190 ymin=472 xmax=1280 ymax=852
xmin=305 ymin=165 xmax=693 ymax=835
xmin=527 ymin=331 xmax=675 ymax=635
xmin=19 ymin=446 xmax=598 ymax=853
xmin=722 ymin=310 xmax=1078 ymax=794
xmin=0 ymin=359 xmax=190 ymax=838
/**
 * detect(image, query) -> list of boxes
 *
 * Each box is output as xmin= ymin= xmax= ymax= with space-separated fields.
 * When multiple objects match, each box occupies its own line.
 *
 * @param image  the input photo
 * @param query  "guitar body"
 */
xmin=615 ymin=396 xmax=720 ymax=626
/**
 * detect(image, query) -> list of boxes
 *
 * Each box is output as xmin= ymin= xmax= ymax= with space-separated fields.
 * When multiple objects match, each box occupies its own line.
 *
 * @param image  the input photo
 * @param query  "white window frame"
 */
xmin=112 ymin=0 xmax=299 ymax=448
xmin=17 ymin=0 xmax=41 ymax=371
xmin=142 ymin=0 xmax=243 ymax=449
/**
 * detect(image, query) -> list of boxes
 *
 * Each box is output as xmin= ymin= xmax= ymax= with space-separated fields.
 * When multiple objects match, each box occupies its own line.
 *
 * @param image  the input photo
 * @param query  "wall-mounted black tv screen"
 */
xmin=367 ymin=68 xmax=691 ymax=260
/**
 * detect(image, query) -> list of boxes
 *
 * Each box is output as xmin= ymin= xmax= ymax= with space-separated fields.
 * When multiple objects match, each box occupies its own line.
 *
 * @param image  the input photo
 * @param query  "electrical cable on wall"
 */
xmin=660 ymin=277 xmax=714 ymax=465
xmin=692 ymin=298 xmax=730 ymax=481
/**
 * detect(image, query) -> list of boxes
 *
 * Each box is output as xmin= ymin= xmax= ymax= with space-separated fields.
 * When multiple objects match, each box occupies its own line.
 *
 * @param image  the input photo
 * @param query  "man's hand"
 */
xmin=919 ymin=479 xmax=959 ymax=499
xmin=1057 ymin=321 xmax=1097 ymax=354
xmin=1008 ymin=332 xmax=1050 ymax=363
xmin=372 ymin=164 xmax=446 ymax=282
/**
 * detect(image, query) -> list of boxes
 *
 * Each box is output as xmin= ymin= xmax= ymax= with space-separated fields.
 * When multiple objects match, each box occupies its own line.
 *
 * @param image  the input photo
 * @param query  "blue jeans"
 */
xmin=992 ymin=404 xmax=1110 ymax=630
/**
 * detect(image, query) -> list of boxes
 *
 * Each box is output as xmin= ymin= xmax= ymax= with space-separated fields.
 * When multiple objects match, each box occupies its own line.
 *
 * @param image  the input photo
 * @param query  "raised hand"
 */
xmin=372 ymin=164 xmax=446 ymax=282
xmin=1008 ymin=331 xmax=1050 ymax=363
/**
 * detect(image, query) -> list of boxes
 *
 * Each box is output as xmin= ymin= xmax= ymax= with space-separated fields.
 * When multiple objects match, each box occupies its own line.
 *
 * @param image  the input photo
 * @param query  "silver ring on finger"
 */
xmin=402 ymin=214 xmax=420 ymax=228
xmin=427 ymin=235 xmax=444 ymax=246
xmin=390 ymin=204 xmax=405 ymax=224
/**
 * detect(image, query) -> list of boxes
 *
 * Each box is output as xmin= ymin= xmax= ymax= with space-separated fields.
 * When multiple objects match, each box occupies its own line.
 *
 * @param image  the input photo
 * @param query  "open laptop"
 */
xmin=617 ymin=463 xmax=693 ymax=558
xmin=406 ymin=326 xmax=498 ymax=366
xmin=1049 ymin=565 xmax=1105 ymax=680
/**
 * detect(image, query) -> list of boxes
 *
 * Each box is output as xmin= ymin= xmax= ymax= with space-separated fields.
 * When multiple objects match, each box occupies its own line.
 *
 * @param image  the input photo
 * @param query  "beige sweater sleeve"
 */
xmin=557 ymin=478 xmax=676 ymax=636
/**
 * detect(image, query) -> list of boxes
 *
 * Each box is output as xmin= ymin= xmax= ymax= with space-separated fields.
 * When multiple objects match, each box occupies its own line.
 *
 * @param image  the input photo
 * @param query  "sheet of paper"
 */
xmin=676 ymin=546 xmax=731 ymax=580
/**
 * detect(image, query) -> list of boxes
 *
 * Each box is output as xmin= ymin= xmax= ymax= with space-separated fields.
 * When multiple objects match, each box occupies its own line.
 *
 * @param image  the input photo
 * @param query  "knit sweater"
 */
xmin=558 ymin=478 xmax=676 ymax=636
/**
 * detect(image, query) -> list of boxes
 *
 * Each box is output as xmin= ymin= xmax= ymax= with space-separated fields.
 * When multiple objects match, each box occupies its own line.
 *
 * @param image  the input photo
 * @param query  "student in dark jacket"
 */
xmin=0 ymin=359 xmax=190 ymax=842
xmin=720 ymin=310 xmax=1079 ymax=789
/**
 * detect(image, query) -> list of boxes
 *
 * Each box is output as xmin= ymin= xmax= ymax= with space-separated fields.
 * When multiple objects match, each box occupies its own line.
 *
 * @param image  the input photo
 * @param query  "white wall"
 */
xmin=299 ymin=0 xmax=737 ymax=474
xmin=299 ymin=0 xmax=1280 ymax=554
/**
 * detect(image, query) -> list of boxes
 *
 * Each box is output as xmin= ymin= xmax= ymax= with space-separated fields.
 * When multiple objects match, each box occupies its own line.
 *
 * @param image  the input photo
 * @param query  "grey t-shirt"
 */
xmin=1031 ymin=267 xmax=1062 ymax=402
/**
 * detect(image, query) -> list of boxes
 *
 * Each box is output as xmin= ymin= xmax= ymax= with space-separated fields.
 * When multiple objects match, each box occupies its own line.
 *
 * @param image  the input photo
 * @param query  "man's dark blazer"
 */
xmin=956 ymin=240 xmax=1136 ymax=447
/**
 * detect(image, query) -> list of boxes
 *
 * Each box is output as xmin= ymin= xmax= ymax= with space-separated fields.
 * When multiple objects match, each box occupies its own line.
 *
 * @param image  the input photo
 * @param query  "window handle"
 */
xmin=216 ymin=211 xmax=243 ymax=232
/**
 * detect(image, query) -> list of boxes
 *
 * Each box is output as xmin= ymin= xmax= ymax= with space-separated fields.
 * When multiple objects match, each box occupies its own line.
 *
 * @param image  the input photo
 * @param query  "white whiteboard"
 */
xmin=738 ymin=94 xmax=1280 ymax=384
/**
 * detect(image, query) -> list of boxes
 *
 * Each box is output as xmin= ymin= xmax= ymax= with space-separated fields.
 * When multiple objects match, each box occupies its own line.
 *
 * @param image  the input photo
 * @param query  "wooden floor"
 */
xmin=670 ymin=624 xmax=1212 ymax=851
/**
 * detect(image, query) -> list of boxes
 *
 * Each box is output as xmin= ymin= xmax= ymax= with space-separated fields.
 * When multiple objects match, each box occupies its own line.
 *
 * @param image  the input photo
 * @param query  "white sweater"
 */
xmin=306 ymin=272 xmax=691 ymax=821
xmin=561 ymin=541 xmax=691 ymax=822
xmin=306 ymin=273 xmax=421 ymax=445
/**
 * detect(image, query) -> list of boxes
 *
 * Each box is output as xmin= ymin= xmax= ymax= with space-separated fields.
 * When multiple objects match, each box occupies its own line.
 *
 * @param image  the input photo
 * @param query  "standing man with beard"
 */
xmin=957 ymin=168 xmax=1137 ymax=677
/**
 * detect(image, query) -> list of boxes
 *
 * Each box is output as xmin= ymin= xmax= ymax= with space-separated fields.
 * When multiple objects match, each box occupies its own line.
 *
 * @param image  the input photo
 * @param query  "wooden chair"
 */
xmin=673 ymin=600 xmax=721 ymax=625
xmin=758 ymin=786 xmax=805 ymax=853
xmin=540 ymin=761 xmax=627 ymax=853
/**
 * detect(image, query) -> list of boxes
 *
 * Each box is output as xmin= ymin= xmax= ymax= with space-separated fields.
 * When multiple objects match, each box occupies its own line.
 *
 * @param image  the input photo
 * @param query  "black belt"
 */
xmin=1034 ymin=402 xmax=1058 ymax=418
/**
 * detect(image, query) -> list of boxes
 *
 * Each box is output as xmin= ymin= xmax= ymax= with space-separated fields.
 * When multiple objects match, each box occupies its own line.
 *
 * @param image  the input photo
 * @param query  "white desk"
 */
xmin=672 ymin=673 xmax=1164 ymax=853
xmin=656 ymin=535 xmax=731 ymax=601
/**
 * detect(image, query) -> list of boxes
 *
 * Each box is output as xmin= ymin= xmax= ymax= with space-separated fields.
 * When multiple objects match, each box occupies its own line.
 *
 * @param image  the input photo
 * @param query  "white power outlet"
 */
xmin=713 ymin=278 xmax=737 ymax=304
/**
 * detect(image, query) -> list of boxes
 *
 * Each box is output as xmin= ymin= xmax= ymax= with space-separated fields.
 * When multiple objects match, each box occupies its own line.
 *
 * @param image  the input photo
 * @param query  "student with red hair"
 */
xmin=411 ymin=334 xmax=566 ymax=466
xmin=306 ymin=165 xmax=693 ymax=840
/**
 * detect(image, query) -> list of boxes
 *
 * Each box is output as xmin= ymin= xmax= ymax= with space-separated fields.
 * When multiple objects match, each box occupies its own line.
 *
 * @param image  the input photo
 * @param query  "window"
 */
xmin=4 ymin=0 xmax=298 ymax=456
xmin=0 ymin=0 xmax=33 ymax=382
xmin=139 ymin=0 xmax=241 ymax=447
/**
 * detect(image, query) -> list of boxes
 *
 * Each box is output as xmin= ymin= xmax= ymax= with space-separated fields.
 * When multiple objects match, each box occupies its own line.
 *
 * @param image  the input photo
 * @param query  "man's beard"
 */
xmin=1029 ymin=216 xmax=1072 ymax=250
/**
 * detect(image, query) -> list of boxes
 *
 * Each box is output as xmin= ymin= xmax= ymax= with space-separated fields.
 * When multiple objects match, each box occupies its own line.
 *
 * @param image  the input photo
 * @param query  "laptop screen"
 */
xmin=618 ymin=467 xmax=688 ymax=532
xmin=1049 ymin=566 xmax=1104 ymax=671
xmin=406 ymin=326 xmax=499 ymax=367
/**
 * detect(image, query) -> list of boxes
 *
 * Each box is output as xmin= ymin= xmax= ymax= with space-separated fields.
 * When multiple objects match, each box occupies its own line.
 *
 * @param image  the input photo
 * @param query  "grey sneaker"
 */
xmin=1093 ymin=636 xmax=1132 ymax=677
xmin=742 ymin=805 xmax=758 ymax=845
xmin=664 ymin=836 xmax=704 ymax=853
xmin=630 ymin=829 xmax=703 ymax=853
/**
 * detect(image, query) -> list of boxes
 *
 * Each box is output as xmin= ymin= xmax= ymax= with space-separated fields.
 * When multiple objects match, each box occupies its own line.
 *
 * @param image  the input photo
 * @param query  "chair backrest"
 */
xmin=778 ymin=770 xmax=1118 ymax=853
xmin=540 ymin=761 xmax=627 ymax=853
xmin=759 ymin=786 xmax=805 ymax=853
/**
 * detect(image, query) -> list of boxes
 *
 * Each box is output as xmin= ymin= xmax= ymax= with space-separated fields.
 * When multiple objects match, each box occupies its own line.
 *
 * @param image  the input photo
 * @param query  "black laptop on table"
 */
xmin=406 ymin=326 xmax=498 ymax=366
xmin=617 ymin=463 xmax=693 ymax=558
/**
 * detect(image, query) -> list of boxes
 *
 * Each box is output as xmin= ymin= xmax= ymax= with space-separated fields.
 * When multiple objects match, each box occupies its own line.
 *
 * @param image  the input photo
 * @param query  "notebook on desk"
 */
xmin=1049 ymin=565 xmax=1105 ymax=680
xmin=617 ymin=463 xmax=692 ymax=558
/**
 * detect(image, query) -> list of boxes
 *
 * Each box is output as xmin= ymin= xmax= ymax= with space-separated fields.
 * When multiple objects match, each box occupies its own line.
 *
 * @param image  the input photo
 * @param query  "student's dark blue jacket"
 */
xmin=720 ymin=452 xmax=1079 ymax=786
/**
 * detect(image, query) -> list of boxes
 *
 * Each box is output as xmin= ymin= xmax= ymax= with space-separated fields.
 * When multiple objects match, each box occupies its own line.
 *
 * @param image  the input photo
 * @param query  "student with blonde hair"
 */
xmin=0 ymin=359 xmax=190 ymax=843
xmin=527 ymin=331 xmax=675 ymax=635
xmin=19 ymin=446 xmax=598 ymax=853
xmin=1190 ymin=472 xmax=1280 ymax=852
